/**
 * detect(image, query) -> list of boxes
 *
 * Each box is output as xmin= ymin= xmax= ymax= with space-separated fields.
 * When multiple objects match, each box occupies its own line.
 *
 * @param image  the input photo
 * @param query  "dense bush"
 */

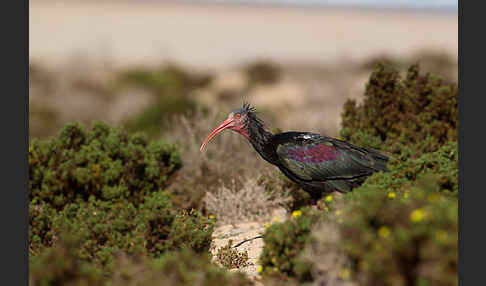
xmin=29 ymin=122 xmax=181 ymax=209
xmin=259 ymin=207 xmax=324 ymax=282
xmin=29 ymin=122 xmax=214 ymax=279
xmin=30 ymin=233 xmax=105 ymax=286
xmin=108 ymin=249 xmax=252 ymax=286
xmin=341 ymin=63 xmax=458 ymax=158
xmin=30 ymin=235 xmax=251 ymax=286
xmin=32 ymin=191 xmax=212 ymax=270
xmin=302 ymin=173 xmax=457 ymax=286
xmin=362 ymin=141 xmax=458 ymax=195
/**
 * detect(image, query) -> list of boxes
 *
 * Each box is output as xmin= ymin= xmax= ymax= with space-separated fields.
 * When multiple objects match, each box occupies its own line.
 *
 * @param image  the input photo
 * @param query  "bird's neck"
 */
xmin=246 ymin=122 xmax=274 ymax=162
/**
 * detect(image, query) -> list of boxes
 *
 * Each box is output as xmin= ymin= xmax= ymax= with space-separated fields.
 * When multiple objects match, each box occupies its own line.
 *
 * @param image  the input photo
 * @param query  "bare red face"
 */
xmin=200 ymin=111 xmax=249 ymax=152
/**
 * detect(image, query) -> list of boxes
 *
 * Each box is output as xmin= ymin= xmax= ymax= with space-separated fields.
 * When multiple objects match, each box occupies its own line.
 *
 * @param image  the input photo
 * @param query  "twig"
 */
xmin=233 ymin=235 xmax=264 ymax=248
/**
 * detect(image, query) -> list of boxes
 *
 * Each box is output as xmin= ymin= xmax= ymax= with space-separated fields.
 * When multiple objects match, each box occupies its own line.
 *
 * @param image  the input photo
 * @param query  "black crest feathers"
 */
xmin=242 ymin=101 xmax=265 ymax=128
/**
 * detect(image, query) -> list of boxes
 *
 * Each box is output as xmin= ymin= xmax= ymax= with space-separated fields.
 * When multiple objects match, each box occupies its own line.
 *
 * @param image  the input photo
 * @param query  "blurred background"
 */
xmin=29 ymin=0 xmax=457 ymax=140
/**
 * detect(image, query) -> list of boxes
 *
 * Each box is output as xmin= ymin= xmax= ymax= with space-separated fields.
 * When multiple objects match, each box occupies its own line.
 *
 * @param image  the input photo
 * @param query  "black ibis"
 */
xmin=200 ymin=103 xmax=389 ymax=199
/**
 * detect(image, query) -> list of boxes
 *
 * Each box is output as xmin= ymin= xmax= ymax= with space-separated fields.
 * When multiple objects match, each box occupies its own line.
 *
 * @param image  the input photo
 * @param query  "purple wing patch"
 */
xmin=285 ymin=144 xmax=341 ymax=163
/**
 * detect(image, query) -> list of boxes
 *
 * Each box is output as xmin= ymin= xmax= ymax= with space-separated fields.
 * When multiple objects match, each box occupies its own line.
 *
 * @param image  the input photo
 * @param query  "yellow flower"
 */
xmin=410 ymin=209 xmax=425 ymax=223
xmin=325 ymin=195 xmax=333 ymax=202
xmin=387 ymin=192 xmax=396 ymax=199
xmin=404 ymin=192 xmax=409 ymax=199
xmin=378 ymin=226 xmax=390 ymax=238
xmin=29 ymin=145 xmax=33 ymax=153
xmin=292 ymin=210 xmax=302 ymax=218
xmin=335 ymin=210 xmax=341 ymax=216
xmin=209 ymin=214 xmax=216 ymax=219
xmin=273 ymin=217 xmax=279 ymax=222
xmin=324 ymin=207 xmax=329 ymax=213
xmin=265 ymin=223 xmax=270 ymax=228
xmin=338 ymin=268 xmax=350 ymax=280
xmin=257 ymin=266 xmax=263 ymax=273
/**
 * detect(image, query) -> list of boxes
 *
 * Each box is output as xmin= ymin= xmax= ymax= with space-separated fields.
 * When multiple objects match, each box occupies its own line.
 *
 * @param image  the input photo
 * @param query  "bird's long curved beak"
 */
xmin=200 ymin=118 xmax=234 ymax=152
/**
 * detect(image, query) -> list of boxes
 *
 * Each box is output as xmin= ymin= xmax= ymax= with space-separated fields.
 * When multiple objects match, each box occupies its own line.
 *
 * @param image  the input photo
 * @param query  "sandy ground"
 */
xmin=210 ymin=207 xmax=288 ymax=285
xmin=29 ymin=1 xmax=457 ymax=71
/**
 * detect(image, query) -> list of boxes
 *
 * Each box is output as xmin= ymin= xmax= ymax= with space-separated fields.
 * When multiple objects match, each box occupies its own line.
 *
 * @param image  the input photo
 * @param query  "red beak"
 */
xmin=200 ymin=117 xmax=234 ymax=152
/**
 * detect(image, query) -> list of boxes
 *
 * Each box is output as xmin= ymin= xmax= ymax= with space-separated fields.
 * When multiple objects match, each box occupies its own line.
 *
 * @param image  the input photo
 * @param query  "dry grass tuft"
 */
xmin=204 ymin=177 xmax=292 ymax=225
xmin=164 ymin=108 xmax=275 ymax=211
xmin=216 ymin=240 xmax=250 ymax=269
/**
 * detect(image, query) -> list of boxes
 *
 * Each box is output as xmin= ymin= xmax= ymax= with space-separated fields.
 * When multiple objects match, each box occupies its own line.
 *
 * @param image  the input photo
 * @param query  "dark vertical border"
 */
xmin=0 ymin=0 xmax=29 ymax=284
xmin=457 ymin=0 xmax=463 ymax=283
xmin=458 ymin=0 xmax=478 ymax=285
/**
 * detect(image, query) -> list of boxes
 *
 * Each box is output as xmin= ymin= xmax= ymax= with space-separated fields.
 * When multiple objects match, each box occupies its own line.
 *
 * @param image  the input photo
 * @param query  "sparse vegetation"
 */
xmin=204 ymin=177 xmax=292 ymax=224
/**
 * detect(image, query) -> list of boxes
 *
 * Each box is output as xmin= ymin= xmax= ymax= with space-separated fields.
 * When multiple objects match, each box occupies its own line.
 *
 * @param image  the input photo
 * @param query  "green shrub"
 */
xmin=31 ymin=191 xmax=214 ymax=278
xmin=31 ymin=236 xmax=251 ymax=286
xmin=30 ymin=233 xmax=105 ymax=286
xmin=303 ymin=176 xmax=457 ymax=286
xmin=259 ymin=207 xmax=324 ymax=282
xmin=259 ymin=143 xmax=458 ymax=285
xmin=40 ymin=191 xmax=213 ymax=272
xmin=117 ymin=65 xmax=211 ymax=137
xmin=29 ymin=122 xmax=214 ymax=279
xmin=29 ymin=122 xmax=181 ymax=209
xmin=118 ymin=65 xmax=211 ymax=94
xmin=341 ymin=63 xmax=458 ymax=158
xmin=316 ymin=143 xmax=458 ymax=285
xmin=362 ymin=141 xmax=458 ymax=195
xmin=109 ymin=249 xmax=252 ymax=286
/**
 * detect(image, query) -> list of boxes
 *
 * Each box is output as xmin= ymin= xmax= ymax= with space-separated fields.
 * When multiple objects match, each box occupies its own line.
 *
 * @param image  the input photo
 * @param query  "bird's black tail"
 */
xmin=364 ymin=147 xmax=390 ymax=172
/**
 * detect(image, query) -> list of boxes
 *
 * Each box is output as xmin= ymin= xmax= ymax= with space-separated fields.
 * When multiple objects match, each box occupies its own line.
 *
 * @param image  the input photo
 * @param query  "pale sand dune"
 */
xmin=29 ymin=1 xmax=457 ymax=70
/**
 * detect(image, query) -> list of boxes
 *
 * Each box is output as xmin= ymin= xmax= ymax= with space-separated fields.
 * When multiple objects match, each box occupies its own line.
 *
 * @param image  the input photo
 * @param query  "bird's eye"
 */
xmin=235 ymin=113 xmax=241 ymax=119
